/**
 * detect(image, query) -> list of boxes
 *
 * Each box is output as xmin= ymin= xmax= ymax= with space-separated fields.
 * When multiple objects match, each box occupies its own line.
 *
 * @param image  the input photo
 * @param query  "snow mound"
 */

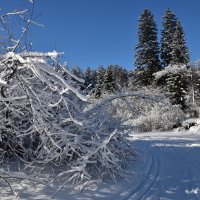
xmin=182 ymin=118 xmax=200 ymax=132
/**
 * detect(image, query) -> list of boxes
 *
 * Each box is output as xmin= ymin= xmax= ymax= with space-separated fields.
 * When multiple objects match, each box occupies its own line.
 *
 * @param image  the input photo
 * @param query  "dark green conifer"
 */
xmin=95 ymin=66 xmax=105 ymax=98
xmin=134 ymin=9 xmax=161 ymax=86
xmin=161 ymin=9 xmax=177 ymax=67
xmin=104 ymin=66 xmax=115 ymax=94
xmin=171 ymin=21 xmax=190 ymax=65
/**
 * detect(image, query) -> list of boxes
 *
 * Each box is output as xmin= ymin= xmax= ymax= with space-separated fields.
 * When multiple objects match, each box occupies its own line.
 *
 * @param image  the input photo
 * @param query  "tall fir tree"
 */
xmin=134 ymin=9 xmax=161 ymax=86
xmin=191 ymin=67 xmax=200 ymax=110
xmin=171 ymin=21 xmax=190 ymax=65
xmin=155 ymin=65 xmax=190 ymax=110
xmin=84 ymin=67 xmax=92 ymax=86
xmin=112 ymin=65 xmax=129 ymax=89
xmin=95 ymin=66 xmax=105 ymax=98
xmin=161 ymin=9 xmax=177 ymax=67
xmin=84 ymin=67 xmax=97 ymax=90
xmin=104 ymin=66 xmax=115 ymax=94
xmin=166 ymin=72 xmax=189 ymax=110
xmin=105 ymin=65 xmax=128 ymax=91
xmin=160 ymin=10 xmax=190 ymax=110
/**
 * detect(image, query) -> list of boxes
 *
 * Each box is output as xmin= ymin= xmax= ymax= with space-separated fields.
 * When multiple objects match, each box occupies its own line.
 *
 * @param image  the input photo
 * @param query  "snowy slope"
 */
xmin=1 ymin=131 xmax=200 ymax=200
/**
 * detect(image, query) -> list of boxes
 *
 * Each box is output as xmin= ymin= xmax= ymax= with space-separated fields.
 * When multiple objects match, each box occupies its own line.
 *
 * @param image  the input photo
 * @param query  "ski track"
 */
xmin=1 ymin=131 xmax=200 ymax=200
xmin=125 ymin=132 xmax=200 ymax=200
xmin=112 ymin=132 xmax=200 ymax=200
xmin=120 ymin=151 xmax=160 ymax=200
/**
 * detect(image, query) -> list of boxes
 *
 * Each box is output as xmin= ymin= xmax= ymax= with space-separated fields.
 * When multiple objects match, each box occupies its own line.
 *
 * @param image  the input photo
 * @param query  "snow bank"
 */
xmin=182 ymin=118 xmax=200 ymax=132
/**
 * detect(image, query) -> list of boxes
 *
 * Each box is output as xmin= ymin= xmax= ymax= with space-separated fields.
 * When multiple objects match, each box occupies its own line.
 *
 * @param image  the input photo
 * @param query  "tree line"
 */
xmin=71 ymin=9 xmax=200 ymax=117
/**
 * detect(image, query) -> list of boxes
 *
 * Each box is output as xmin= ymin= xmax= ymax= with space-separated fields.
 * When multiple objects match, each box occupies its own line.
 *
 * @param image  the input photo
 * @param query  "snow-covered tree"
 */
xmin=171 ymin=21 xmax=190 ymax=65
xmin=0 ymin=51 xmax=135 ymax=192
xmin=84 ymin=67 xmax=96 ymax=92
xmin=95 ymin=66 xmax=105 ymax=98
xmin=104 ymin=66 xmax=115 ymax=94
xmin=161 ymin=9 xmax=177 ymax=67
xmin=84 ymin=67 xmax=92 ymax=86
xmin=0 ymin=1 xmax=135 ymax=194
xmin=111 ymin=65 xmax=129 ymax=90
xmin=155 ymin=65 xmax=190 ymax=110
xmin=192 ymin=67 xmax=200 ymax=106
xmin=134 ymin=9 xmax=161 ymax=86
xmin=160 ymin=10 xmax=190 ymax=110
xmin=187 ymin=64 xmax=200 ymax=117
xmin=161 ymin=9 xmax=190 ymax=67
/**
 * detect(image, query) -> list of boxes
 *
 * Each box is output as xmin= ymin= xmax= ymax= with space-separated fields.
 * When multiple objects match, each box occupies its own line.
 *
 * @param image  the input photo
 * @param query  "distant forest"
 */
xmin=69 ymin=9 xmax=200 ymax=117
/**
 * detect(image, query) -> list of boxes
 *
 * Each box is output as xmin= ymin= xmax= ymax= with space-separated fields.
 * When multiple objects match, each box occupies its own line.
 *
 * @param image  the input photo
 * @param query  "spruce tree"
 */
xmin=84 ymin=67 xmax=97 ymax=89
xmin=104 ymin=66 xmax=115 ymax=94
xmin=191 ymin=67 xmax=200 ymax=111
xmin=134 ymin=9 xmax=161 ymax=86
xmin=166 ymin=72 xmax=189 ymax=110
xmin=171 ymin=21 xmax=190 ymax=65
xmin=160 ymin=10 xmax=190 ymax=110
xmin=155 ymin=65 xmax=190 ymax=110
xmin=161 ymin=9 xmax=177 ymax=67
xmin=112 ymin=65 xmax=129 ymax=89
xmin=95 ymin=66 xmax=105 ymax=98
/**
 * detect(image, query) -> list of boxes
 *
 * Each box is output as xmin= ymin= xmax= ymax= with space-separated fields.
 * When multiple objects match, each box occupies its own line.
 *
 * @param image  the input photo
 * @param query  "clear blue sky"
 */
xmin=2 ymin=0 xmax=200 ymax=69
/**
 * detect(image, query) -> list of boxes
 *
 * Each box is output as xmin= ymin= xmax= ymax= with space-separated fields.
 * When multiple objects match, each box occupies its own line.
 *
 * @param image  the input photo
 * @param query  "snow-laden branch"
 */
xmin=0 ymin=9 xmax=28 ymax=18
xmin=0 ymin=52 xmax=88 ymax=101
xmin=20 ymin=51 xmax=64 ymax=59
xmin=86 ymin=92 xmax=166 ymax=116
xmin=0 ymin=0 xmax=38 ymax=53
xmin=52 ymin=58 xmax=85 ymax=83
xmin=0 ymin=169 xmax=54 ymax=196
xmin=154 ymin=64 xmax=189 ymax=80
xmin=0 ymin=51 xmax=135 ymax=192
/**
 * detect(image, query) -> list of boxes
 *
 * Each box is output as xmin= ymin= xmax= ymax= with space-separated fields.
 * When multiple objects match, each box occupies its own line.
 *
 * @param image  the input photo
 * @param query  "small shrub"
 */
xmin=133 ymin=103 xmax=184 ymax=132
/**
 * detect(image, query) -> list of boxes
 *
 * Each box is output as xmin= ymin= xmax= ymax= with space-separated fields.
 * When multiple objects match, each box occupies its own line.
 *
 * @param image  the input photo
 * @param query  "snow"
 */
xmin=2 ymin=131 xmax=200 ymax=199
xmin=181 ymin=118 xmax=200 ymax=132
xmin=154 ymin=64 xmax=188 ymax=80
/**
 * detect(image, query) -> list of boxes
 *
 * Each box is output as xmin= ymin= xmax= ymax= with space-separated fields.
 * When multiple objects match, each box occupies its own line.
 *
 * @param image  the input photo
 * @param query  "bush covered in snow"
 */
xmin=0 ymin=52 xmax=135 ymax=192
xmin=109 ymin=87 xmax=185 ymax=132
xmin=133 ymin=103 xmax=184 ymax=132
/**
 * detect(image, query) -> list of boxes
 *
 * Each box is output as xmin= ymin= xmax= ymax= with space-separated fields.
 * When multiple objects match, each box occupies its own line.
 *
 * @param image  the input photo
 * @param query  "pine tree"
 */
xmin=95 ymin=66 xmax=105 ymax=98
xmin=84 ymin=67 xmax=95 ymax=89
xmin=104 ymin=66 xmax=115 ymax=94
xmin=161 ymin=9 xmax=177 ymax=67
xmin=155 ymin=65 xmax=190 ymax=110
xmin=166 ymin=72 xmax=189 ymax=110
xmin=160 ymin=10 xmax=190 ymax=110
xmin=134 ymin=9 xmax=161 ymax=86
xmin=171 ymin=21 xmax=190 ymax=65
xmin=112 ymin=65 xmax=128 ymax=89
xmin=188 ymin=66 xmax=200 ymax=116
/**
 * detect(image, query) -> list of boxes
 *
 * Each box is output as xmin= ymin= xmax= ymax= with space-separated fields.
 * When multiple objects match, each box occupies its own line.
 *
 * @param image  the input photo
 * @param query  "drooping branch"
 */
xmin=86 ymin=92 xmax=166 ymax=116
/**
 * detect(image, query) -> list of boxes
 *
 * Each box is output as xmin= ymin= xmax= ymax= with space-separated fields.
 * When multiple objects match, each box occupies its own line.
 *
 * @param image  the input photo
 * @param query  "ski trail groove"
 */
xmin=121 ymin=152 xmax=154 ymax=200
xmin=140 ymin=154 xmax=160 ymax=200
xmin=121 ymin=150 xmax=160 ymax=200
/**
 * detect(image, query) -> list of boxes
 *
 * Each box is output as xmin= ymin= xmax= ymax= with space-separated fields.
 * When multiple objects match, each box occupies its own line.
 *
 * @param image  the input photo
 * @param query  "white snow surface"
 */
xmin=154 ymin=64 xmax=188 ymax=79
xmin=1 ymin=131 xmax=200 ymax=200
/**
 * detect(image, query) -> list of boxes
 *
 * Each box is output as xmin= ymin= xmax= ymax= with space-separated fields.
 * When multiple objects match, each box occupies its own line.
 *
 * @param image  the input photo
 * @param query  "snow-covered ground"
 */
xmin=1 ymin=131 xmax=200 ymax=200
